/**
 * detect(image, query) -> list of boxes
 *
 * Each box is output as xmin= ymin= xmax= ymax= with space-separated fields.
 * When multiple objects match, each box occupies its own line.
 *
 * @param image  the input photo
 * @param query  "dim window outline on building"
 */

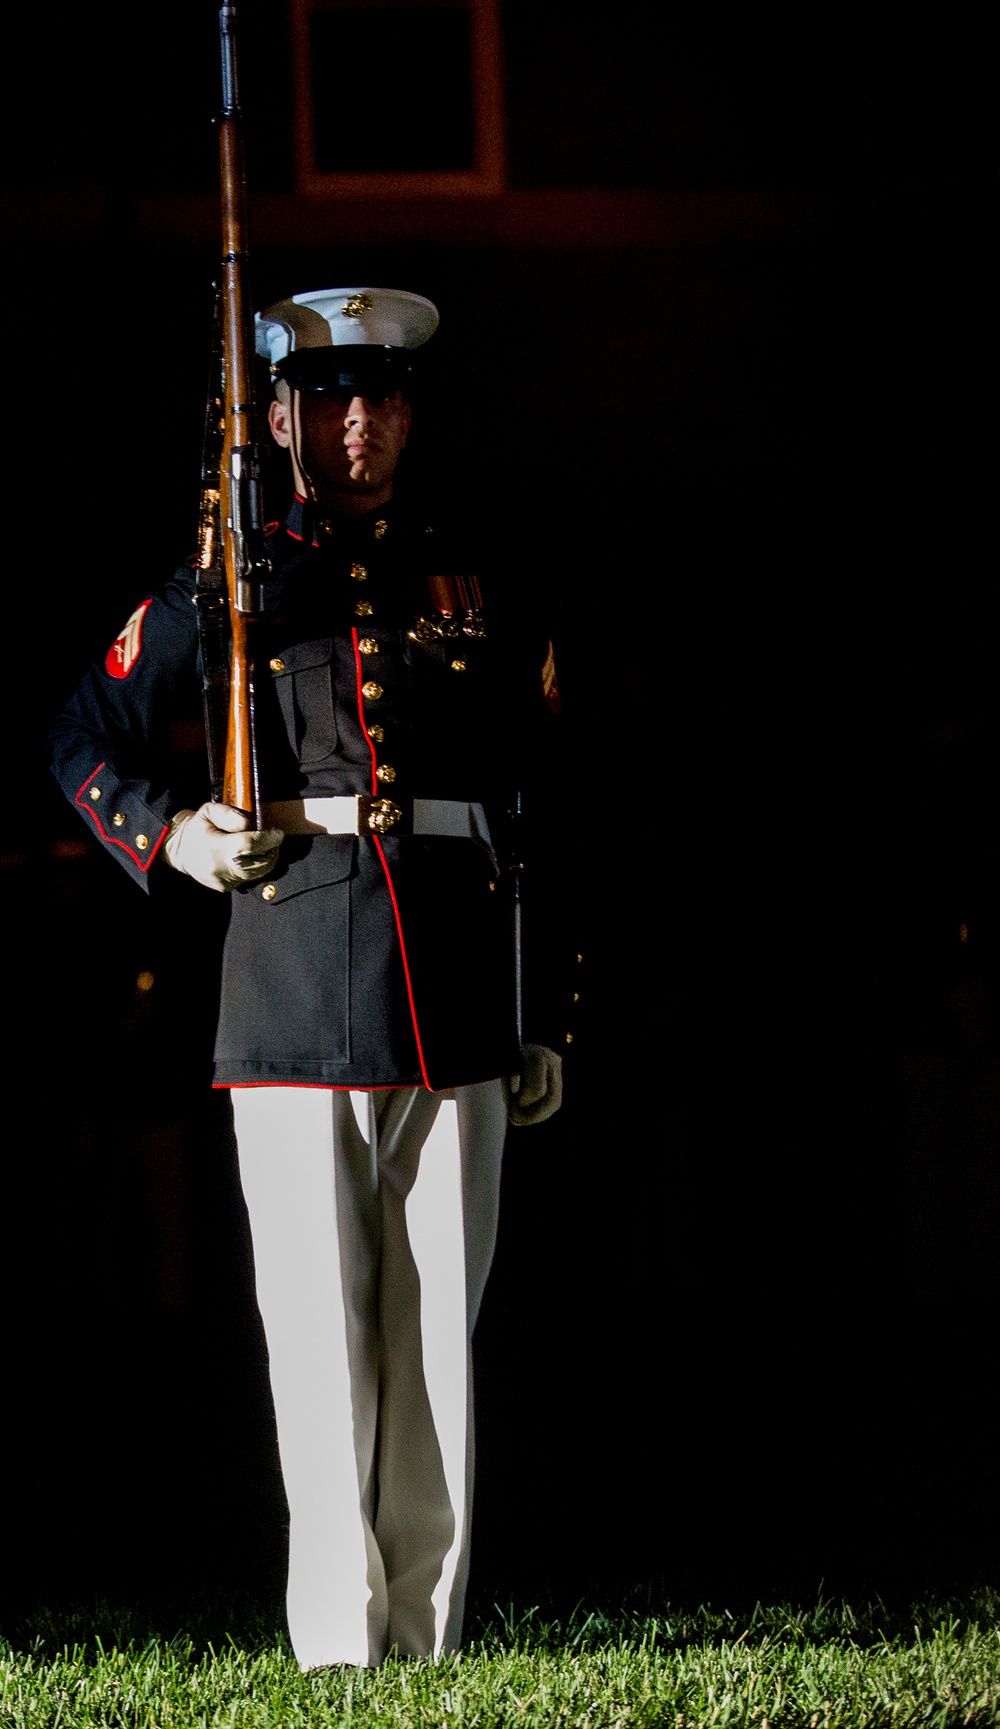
xmin=290 ymin=0 xmax=507 ymax=195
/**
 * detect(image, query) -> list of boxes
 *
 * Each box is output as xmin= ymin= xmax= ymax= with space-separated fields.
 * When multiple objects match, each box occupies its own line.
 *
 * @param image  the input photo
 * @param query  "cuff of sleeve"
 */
xmin=74 ymin=761 xmax=170 ymax=883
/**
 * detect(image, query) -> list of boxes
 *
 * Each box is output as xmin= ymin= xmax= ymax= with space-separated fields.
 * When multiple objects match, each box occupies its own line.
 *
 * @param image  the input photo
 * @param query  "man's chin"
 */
xmin=311 ymin=472 xmax=393 ymax=511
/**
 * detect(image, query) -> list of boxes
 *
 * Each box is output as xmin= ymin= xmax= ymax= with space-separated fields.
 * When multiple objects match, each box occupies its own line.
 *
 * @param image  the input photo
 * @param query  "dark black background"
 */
xmin=0 ymin=1 xmax=995 ymax=1625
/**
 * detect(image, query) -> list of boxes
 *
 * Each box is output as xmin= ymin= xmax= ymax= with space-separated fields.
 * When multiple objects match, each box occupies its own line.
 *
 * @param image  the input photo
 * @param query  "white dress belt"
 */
xmin=261 ymin=796 xmax=493 ymax=845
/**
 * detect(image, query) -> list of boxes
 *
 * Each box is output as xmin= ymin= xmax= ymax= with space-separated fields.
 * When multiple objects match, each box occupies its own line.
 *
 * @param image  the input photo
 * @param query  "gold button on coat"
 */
xmin=136 ymin=834 xmax=149 ymax=850
xmin=451 ymin=658 xmax=467 ymax=673
xmin=368 ymin=724 xmax=384 ymax=743
xmin=376 ymin=763 xmax=396 ymax=783
xmin=374 ymin=519 xmax=387 ymax=539
xmin=261 ymin=883 xmax=276 ymax=900
xmin=269 ymin=657 xmax=285 ymax=672
xmin=89 ymin=786 xmax=101 ymax=800
xmin=362 ymin=681 xmax=383 ymax=700
xmin=351 ymin=562 xmax=368 ymax=581
xmin=355 ymin=600 xmax=373 ymax=616
xmin=113 ymin=813 xmax=125 ymax=827
xmin=358 ymin=638 xmax=378 ymax=655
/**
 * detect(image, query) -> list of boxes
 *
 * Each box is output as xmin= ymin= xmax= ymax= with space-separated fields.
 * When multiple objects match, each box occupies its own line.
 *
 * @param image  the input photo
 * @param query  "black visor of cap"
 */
xmin=275 ymin=345 xmax=415 ymax=397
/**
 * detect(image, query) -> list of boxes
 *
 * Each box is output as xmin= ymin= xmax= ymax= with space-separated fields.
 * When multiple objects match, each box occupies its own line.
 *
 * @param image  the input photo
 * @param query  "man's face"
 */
xmin=269 ymin=386 xmax=411 ymax=511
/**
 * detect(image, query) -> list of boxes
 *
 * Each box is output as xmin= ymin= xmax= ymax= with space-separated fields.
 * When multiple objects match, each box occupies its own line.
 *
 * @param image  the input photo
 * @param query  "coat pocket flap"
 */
xmin=253 ymin=834 xmax=356 ymax=904
xmin=268 ymin=637 xmax=332 ymax=676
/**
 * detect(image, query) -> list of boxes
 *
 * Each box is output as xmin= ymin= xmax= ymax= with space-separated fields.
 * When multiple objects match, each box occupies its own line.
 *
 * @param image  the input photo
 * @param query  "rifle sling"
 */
xmin=194 ymin=575 xmax=229 ymax=801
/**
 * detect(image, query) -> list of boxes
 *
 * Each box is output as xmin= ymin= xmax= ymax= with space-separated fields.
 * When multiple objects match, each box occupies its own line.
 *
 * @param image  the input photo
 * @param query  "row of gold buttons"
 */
xmin=352 ymin=547 xmax=401 ymax=830
xmin=358 ymin=638 xmax=397 ymax=787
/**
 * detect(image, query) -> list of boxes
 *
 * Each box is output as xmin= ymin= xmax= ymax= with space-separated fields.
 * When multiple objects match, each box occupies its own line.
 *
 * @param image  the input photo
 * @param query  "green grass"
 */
xmin=2 ymin=1592 xmax=999 ymax=1727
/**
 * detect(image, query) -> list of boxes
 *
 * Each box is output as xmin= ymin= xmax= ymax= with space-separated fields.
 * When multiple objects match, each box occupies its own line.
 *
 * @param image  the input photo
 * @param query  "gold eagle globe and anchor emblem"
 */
xmin=366 ymin=797 xmax=402 ymax=834
xmin=342 ymin=293 xmax=375 ymax=318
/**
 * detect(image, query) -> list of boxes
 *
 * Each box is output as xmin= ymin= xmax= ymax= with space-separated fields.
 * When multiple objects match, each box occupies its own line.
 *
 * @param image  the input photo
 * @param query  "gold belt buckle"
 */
xmin=359 ymin=794 xmax=405 ymax=835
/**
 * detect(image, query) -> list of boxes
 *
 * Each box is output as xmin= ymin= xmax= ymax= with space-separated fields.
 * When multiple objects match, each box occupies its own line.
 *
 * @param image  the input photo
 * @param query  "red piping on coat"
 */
xmin=352 ymin=626 xmax=379 ymax=797
xmin=74 ymin=762 xmax=168 ymax=871
xmin=351 ymin=626 xmax=434 ymax=1091
xmin=216 ymin=1073 xmax=507 ymax=1092
xmin=373 ymin=833 xmax=433 ymax=1091
xmin=215 ymin=1081 xmax=409 ymax=1091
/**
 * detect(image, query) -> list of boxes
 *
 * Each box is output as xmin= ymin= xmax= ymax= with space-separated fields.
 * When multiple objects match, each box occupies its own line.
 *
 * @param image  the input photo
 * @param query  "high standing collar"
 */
xmin=284 ymin=494 xmax=320 ymax=547
xmin=284 ymin=495 xmax=395 ymax=549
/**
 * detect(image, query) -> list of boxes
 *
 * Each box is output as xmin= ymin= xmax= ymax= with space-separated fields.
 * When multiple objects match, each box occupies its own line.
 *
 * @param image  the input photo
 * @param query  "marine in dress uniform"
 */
xmin=48 ymin=287 xmax=570 ymax=1668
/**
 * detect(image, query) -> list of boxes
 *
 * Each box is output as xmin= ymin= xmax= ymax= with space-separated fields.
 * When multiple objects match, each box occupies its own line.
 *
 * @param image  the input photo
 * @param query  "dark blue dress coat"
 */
xmin=49 ymin=498 xmax=569 ymax=1090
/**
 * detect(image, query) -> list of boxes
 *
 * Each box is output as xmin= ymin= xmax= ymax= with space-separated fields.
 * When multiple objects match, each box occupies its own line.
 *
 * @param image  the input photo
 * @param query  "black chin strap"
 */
xmin=290 ymin=389 xmax=318 ymax=504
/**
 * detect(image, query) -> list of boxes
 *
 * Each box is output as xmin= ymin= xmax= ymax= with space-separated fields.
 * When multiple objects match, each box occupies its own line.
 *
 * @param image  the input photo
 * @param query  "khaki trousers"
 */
xmin=231 ymin=1081 xmax=506 ymax=1669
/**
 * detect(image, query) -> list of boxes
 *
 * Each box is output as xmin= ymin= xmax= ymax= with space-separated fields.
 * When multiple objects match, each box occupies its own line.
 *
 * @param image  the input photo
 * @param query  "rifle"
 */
xmin=195 ymin=2 xmax=269 ymax=825
xmin=194 ymin=291 xmax=227 ymax=802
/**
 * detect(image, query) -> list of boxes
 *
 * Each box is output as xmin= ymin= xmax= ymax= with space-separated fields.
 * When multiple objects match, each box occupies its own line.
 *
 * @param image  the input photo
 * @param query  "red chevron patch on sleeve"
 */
xmin=105 ymin=599 xmax=153 ymax=679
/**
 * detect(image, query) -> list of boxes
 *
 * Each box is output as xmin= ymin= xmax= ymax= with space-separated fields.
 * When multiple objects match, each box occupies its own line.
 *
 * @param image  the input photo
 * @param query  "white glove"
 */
xmin=163 ymin=802 xmax=283 ymax=893
xmin=504 ymin=1042 xmax=563 ymax=1126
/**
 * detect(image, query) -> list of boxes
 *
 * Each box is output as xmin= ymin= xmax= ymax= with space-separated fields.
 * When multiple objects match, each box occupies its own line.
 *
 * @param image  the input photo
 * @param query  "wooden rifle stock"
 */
xmin=194 ymin=294 xmax=227 ymax=802
xmin=217 ymin=1 xmax=266 ymax=825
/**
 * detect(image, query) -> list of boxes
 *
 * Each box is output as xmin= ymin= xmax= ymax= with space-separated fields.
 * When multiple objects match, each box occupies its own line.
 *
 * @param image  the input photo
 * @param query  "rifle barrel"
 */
xmin=219 ymin=3 xmax=240 ymax=115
